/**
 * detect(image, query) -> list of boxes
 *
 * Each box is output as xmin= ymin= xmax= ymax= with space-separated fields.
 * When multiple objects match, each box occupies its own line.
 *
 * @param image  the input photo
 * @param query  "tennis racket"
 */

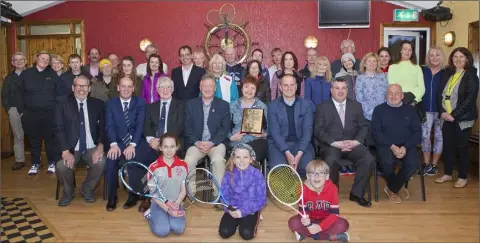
xmin=267 ymin=164 xmax=308 ymax=217
xmin=185 ymin=168 xmax=235 ymax=211
xmin=119 ymin=161 xmax=168 ymax=203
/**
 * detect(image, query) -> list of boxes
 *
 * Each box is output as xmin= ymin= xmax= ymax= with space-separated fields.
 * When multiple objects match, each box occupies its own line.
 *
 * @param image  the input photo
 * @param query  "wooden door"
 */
xmin=469 ymin=21 xmax=479 ymax=133
xmin=1 ymin=26 xmax=13 ymax=154
xmin=26 ymin=36 xmax=73 ymax=64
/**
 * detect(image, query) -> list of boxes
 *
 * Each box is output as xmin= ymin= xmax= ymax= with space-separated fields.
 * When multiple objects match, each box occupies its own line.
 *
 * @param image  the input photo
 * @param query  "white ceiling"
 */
xmin=5 ymin=1 xmax=439 ymax=17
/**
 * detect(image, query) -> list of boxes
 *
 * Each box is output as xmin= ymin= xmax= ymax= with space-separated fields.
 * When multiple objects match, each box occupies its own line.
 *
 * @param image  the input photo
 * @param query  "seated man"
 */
xmin=267 ymin=74 xmax=315 ymax=177
xmin=54 ymin=75 xmax=106 ymax=206
xmin=314 ymin=78 xmax=374 ymax=207
xmin=105 ymin=76 xmax=155 ymax=212
xmin=371 ymin=84 xmax=421 ymax=204
xmin=184 ymin=74 xmax=230 ymax=186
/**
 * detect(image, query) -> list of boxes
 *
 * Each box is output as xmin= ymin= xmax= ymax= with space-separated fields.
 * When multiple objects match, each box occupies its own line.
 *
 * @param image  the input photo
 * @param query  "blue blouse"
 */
xmin=355 ymin=72 xmax=388 ymax=120
xmin=229 ymin=98 xmax=268 ymax=147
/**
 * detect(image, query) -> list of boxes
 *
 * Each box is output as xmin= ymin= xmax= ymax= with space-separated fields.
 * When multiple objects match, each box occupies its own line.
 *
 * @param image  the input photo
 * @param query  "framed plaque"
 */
xmin=241 ymin=108 xmax=264 ymax=134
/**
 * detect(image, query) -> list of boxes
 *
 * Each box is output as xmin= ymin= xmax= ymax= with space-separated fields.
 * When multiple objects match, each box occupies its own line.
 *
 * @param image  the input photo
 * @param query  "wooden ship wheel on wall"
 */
xmin=202 ymin=3 xmax=258 ymax=64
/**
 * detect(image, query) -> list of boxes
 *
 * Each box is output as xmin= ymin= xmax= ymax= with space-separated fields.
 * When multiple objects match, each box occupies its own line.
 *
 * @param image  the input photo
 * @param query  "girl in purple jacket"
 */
xmin=218 ymin=143 xmax=267 ymax=240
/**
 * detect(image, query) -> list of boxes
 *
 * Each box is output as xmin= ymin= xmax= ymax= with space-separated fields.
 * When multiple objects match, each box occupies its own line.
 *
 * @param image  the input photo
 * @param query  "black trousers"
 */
xmin=246 ymin=139 xmax=268 ymax=164
xmin=322 ymin=145 xmax=374 ymax=198
xmin=442 ymin=121 xmax=472 ymax=179
xmin=377 ymin=146 xmax=419 ymax=193
xmin=219 ymin=211 xmax=260 ymax=240
xmin=22 ymin=110 xmax=56 ymax=165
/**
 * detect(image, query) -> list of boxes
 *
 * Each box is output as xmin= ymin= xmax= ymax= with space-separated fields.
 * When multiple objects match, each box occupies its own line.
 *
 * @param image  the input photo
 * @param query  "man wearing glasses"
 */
xmin=172 ymin=45 xmax=206 ymax=101
xmin=2 ymin=52 xmax=27 ymax=170
xmin=54 ymin=75 xmax=106 ymax=206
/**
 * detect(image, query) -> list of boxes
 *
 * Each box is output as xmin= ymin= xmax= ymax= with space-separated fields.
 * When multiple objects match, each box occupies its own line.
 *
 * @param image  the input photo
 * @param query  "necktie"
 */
xmin=79 ymin=102 xmax=87 ymax=154
xmin=122 ymin=102 xmax=132 ymax=146
xmin=339 ymin=103 xmax=345 ymax=128
xmin=156 ymin=102 xmax=167 ymax=137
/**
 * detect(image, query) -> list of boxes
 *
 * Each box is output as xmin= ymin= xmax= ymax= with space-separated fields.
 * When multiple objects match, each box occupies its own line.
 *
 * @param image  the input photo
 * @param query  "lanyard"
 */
xmin=446 ymin=71 xmax=465 ymax=95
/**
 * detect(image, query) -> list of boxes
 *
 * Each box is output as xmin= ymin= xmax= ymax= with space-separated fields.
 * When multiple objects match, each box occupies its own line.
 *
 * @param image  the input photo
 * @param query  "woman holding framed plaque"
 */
xmin=229 ymin=75 xmax=268 ymax=163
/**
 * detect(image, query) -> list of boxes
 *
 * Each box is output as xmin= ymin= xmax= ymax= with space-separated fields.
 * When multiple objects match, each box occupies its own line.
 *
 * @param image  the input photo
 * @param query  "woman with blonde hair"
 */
xmin=208 ymin=53 xmax=239 ymax=103
xmin=50 ymin=54 xmax=65 ymax=76
xmin=420 ymin=46 xmax=446 ymax=176
xmin=355 ymin=52 xmax=388 ymax=147
xmin=304 ymin=56 xmax=332 ymax=105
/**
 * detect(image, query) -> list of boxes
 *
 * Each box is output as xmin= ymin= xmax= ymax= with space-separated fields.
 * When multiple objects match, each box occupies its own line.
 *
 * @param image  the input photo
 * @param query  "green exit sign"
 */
xmin=394 ymin=9 xmax=419 ymax=22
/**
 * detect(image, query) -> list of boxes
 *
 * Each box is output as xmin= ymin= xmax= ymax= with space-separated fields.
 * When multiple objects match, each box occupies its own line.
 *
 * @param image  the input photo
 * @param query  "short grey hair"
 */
xmin=340 ymin=39 xmax=355 ymax=53
xmin=156 ymin=76 xmax=174 ymax=92
xmin=200 ymin=73 xmax=217 ymax=86
xmin=73 ymin=75 xmax=91 ymax=86
xmin=145 ymin=44 xmax=158 ymax=53
xmin=11 ymin=52 xmax=26 ymax=62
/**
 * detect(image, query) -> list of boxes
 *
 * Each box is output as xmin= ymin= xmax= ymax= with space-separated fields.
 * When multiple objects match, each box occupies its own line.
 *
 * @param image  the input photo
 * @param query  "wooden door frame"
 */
xmin=379 ymin=22 xmax=437 ymax=48
xmin=1 ymin=22 xmax=14 ymax=157
xmin=2 ymin=22 xmax=13 ymax=73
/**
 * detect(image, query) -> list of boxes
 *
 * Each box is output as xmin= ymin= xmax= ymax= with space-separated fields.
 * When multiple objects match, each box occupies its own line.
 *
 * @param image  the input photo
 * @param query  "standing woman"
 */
xmin=420 ymin=46 xmax=446 ymax=176
xmin=209 ymin=53 xmax=239 ymax=104
xmin=270 ymin=51 xmax=304 ymax=100
xmin=388 ymin=40 xmax=425 ymax=104
xmin=355 ymin=52 xmax=388 ymax=146
xmin=245 ymin=60 xmax=270 ymax=103
xmin=377 ymin=47 xmax=392 ymax=73
xmin=435 ymin=47 xmax=479 ymax=188
xmin=334 ymin=53 xmax=358 ymax=101
xmin=304 ymin=56 xmax=332 ymax=106
xmin=109 ymin=56 xmax=143 ymax=98
xmin=51 ymin=54 xmax=65 ymax=76
xmin=142 ymin=54 xmax=168 ymax=104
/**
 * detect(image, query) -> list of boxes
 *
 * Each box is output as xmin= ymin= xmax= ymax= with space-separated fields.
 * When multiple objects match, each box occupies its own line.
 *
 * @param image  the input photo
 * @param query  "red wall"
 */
xmin=20 ymin=1 xmax=430 ymax=69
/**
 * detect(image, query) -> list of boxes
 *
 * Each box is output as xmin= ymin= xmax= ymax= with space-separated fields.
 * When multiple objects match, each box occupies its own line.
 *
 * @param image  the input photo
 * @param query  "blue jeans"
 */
xmin=268 ymin=141 xmax=314 ymax=177
xmin=148 ymin=202 xmax=185 ymax=237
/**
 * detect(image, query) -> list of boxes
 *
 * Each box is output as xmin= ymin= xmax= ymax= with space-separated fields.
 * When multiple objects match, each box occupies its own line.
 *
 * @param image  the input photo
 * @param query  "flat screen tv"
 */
xmin=318 ymin=0 xmax=371 ymax=29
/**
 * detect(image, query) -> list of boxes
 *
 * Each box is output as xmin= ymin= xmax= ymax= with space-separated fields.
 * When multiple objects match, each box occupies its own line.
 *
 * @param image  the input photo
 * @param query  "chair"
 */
xmin=55 ymin=165 xmax=107 ymax=201
xmin=372 ymin=147 xmax=426 ymax=202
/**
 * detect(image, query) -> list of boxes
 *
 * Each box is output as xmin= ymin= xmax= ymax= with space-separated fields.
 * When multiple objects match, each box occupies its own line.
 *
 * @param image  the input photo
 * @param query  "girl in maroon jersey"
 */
xmin=288 ymin=160 xmax=350 ymax=242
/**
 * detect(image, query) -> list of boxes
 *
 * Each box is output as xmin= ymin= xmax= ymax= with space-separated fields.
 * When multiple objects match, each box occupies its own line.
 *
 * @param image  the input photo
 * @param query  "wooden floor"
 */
xmin=1 ymin=156 xmax=479 ymax=242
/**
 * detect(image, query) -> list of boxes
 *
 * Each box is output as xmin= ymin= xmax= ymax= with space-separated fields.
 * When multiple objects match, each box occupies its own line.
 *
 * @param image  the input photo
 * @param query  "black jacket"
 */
xmin=53 ymin=94 xmax=105 ymax=153
xmin=16 ymin=66 xmax=61 ymax=114
xmin=172 ymin=65 xmax=206 ymax=101
xmin=437 ymin=67 xmax=479 ymax=122
xmin=57 ymin=69 xmax=92 ymax=97
xmin=1 ymin=71 xmax=21 ymax=112
xmin=144 ymin=98 xmax=185 ymax=139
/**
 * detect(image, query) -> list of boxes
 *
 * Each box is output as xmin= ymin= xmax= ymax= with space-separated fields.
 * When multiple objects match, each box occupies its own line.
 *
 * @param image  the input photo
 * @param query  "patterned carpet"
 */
xmin=1 ymin=197 xmax=58 ymax=243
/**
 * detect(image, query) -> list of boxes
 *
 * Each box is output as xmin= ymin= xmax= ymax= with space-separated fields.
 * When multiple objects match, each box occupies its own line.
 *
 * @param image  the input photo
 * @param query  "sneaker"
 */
xmin=294 ymin=231 xmax=305 ymax=241
xmin=47 ymin=164 xmax=56 ymax=174
xmin=339 ymin=166 xmax=348 ymax=176
xmin=426 ymin=165 xmax=438 ymax=176
xmin=28 ymin=165 xmax=40 ymax=175
xmin=420 ymin=164 xmax=431 ymax=175
xmin=11 ymin=162 xmax=25 ymax=170
xmin=346 ymin=166 xmax=355 ymax=175
xmin=143 ymin=208 xmax=152 ymax=220
xmin=329 ymin=232 xmax=349 ymax=242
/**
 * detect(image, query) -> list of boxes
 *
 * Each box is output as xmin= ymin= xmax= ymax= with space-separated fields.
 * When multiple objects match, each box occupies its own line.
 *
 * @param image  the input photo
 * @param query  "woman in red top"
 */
xmin=377 ymin=47 xmax=392 ymax=73
xmin=288 ymin=160 xmax=350 ymax=242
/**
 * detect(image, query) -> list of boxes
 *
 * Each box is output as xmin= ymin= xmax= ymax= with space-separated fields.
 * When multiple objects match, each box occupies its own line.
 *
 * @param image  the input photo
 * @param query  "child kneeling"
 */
xmin=145 ymin=133 xmax=187 ymax=237
xmin=288 ymin=160 xmax=350 ymax=242
xmin=218 ymin=144 xmax=267 ymax=240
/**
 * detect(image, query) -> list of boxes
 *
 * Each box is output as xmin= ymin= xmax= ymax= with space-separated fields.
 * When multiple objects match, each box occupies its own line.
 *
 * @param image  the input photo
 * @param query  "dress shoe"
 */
xmin=349 ymin=193 xmax=372 ymax=207
xmin=11 ymin=162 xmax=25 ymax=170
xmin=123 ymin=194 xmax=139 ymax=209
xmin=106 ymin=197 xmax=118 ymax=211
xmin=138 ymin=198 xmax=151 ymax=212
xmin=58 ymin=193 xmax=76 ymax=207
xmin=80 ymin=187 xmax=96 ymax=203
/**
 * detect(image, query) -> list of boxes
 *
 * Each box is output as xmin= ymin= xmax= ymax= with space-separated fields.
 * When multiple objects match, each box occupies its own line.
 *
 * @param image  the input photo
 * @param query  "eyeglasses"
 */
xmin=158 ymin=86 xmax=173 ymax=90
xmin=74 ymin=84 xmax=89 ymax=89
xmin=307 ymin=171 xmax=328 ymax=177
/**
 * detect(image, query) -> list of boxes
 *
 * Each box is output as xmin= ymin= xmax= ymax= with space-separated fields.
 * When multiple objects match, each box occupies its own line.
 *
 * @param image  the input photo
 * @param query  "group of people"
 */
xmin=2 ymin=37 xmax=478 ymax=241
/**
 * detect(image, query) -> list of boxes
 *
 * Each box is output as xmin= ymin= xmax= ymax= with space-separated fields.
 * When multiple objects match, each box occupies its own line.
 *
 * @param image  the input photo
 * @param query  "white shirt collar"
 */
xmin=160 ymin=97 xmax=172 ymax=105
xmin=182 ymin=64 xmax=193 ymax=71
xmin=332 ymin=98 xmax=346 ymax=107
xmin=120 ymin=97 xmax=132 ymax=104
xmin=76 ymin=97 xmax=87 ymax=105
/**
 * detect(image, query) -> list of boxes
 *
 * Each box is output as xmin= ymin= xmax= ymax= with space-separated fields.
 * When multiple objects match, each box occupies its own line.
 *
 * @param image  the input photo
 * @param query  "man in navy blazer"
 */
xmin=104 ymin=76 xmax=155 ymax=212
xmin=54 ymin=75 xmax=105 ymax=206
xmin=267 ymin=74 xmax=315 ymax=177
xmin=171 ymin=45 xmax=206 ymax=101
xmin=184 ymin=74 xmax=230 ymax=184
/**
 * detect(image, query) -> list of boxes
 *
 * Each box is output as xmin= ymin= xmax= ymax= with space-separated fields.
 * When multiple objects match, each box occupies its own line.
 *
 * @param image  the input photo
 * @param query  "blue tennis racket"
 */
xmin=185 ymin=168 xmax=235 ymax=211
xmin=118 ymin=161 xmax=168 ymax=203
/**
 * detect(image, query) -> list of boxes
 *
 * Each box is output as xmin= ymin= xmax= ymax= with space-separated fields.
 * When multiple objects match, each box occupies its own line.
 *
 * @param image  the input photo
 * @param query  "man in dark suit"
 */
xmin=105 ymin=76 xmax=155 ymax=212
xmin=144 ymin=76 xmax=185 ymax=151
xmin=172 ymin=45 xmax=206 ymax=101
xmin=184 ymin=74 xmax=230 ymax=184
xmin=314 ymin=77 xmax=374 ymax=207
xmin=54 ymin=75 xmax=106 ymax=206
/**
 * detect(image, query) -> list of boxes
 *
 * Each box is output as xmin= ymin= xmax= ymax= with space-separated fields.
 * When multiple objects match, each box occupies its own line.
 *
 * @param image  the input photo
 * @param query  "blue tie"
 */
xmin=156 ymin=102 xmax=167 ymax=137
xmin=122 ymin=102 xmax=132 ymax=146
xmin=79 ymin=102 xmax=87 ymax=154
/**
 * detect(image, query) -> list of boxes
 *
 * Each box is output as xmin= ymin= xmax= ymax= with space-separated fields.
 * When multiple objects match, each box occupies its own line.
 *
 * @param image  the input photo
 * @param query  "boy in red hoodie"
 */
xmin=288 ymin=160 xmax=350 ymax=242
